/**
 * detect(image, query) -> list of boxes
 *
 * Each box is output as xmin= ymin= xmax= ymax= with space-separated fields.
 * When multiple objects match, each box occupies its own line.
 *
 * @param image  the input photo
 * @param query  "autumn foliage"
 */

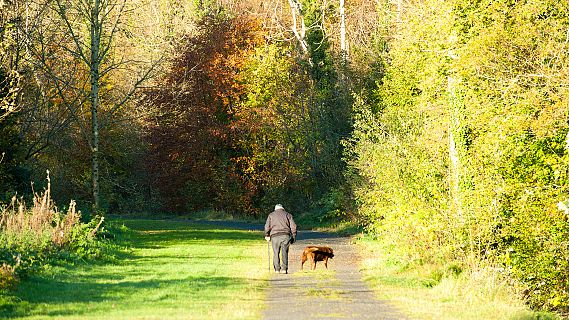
xmin=144 ymin=10 xmax=264 ymax=213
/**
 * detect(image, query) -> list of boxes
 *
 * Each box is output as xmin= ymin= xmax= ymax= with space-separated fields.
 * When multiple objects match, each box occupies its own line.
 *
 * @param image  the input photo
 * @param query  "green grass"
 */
xmin=110 ymin=210 xmax=265 ymax=224
xmin=356 ymin=237 xmax=562 ymax=320
xmin=305 ymin=288 xmax=344 ymax=300
xmin=294 ymin=211 xmax=362 ymax=235
xmin=0 ymin=219 xmax=269 ymax=319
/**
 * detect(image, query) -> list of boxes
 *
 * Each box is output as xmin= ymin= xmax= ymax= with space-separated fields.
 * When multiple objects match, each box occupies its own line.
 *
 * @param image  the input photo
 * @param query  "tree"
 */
xmin=144 ymin=8 xmax=264 ymax=213
xmin=298 ymin=0 xmax=352 ymax=196
xmin=19 ymin=0 xmax=163 ymax=211
xmin=233 ymin=43 xmax=313 ymax=211
xmin=0 ymin=0 xmax=23 ymax=122
xmin=231 ymin=0 xmax=353 ymax=214
xmin=345 ymin=0 xmax=569 ymax=312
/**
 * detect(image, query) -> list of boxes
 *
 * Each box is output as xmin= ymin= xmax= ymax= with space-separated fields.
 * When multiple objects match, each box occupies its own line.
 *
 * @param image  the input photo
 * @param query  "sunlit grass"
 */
xmin=305 ymin=288 xmax=344 ymax=300
xmin=356 ymin=238 xmax=561 ymax=320
xmin=0 ymin=219 xmax=269 ymax=319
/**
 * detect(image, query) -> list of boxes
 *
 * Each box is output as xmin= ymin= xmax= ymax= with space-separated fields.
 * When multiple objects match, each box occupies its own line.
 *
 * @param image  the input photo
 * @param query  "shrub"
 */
xmin=0 ymin=172 xmax=108 ymax=288
xmin=345 ymin=0 xmax=569 ymax=314
xmin=0 ymin=262 xmax=18 ymax=290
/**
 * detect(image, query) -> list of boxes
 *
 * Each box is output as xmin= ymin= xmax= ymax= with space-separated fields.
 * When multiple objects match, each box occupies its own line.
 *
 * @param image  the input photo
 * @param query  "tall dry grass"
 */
xmin=0 ymin=171 xmax=85 ymax=290
xmin=0 ymin=171 xmax=81 ymax=247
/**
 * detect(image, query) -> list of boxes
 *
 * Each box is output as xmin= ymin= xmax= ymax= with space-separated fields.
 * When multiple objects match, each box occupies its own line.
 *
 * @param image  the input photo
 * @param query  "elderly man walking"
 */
xmin=264 ymin=204 xmax=297 ymax=274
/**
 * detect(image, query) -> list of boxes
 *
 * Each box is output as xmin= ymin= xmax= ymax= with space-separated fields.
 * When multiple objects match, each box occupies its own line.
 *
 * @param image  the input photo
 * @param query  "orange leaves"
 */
xmin=143 ymin=11 xmax=265 ymax=213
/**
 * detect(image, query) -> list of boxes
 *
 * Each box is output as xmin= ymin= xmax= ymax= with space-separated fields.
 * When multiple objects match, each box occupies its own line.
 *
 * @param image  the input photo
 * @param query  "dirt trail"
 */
xmin=262 ymin=230 xmax=406 ymax=320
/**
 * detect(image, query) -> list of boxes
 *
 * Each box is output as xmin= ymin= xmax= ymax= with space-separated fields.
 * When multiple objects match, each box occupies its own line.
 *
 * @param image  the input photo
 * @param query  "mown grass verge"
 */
xmin=356 ymin=236 xmax=563 ymax=320
xmin=0 ymin=219 xmax=269 ymax=319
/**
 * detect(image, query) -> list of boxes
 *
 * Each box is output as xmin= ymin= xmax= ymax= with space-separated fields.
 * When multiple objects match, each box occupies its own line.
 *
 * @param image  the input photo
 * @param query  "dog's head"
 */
xmin=322 ymin=247 xmax=334 ymax=258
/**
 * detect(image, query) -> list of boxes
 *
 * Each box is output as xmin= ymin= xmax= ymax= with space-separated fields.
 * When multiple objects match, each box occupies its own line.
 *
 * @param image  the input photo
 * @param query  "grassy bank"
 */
xmin=0 ymin=219 xmax=269 ymax=319
xmin=356 ymin=237 xmax=562 ymax=320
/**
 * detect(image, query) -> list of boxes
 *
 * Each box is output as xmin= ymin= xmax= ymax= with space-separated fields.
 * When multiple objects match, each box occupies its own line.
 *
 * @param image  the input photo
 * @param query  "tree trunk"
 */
xmin=90 ymin=0 xmax=101 ymax=212
xmin=448 ymin=125 xmax=461 ymax=219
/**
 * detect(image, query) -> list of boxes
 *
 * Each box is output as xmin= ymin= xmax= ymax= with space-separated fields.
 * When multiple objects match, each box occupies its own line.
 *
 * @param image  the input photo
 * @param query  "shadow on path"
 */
xmin=190 ymin=220 xmax=344 ymax=241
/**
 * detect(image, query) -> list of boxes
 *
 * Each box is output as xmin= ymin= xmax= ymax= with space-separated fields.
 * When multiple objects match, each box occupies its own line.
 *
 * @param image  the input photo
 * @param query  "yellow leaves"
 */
xmin=531 ymin=96 xmax=569 ymax=138
xmin=51 ymin=97 xmax=64 ymax=105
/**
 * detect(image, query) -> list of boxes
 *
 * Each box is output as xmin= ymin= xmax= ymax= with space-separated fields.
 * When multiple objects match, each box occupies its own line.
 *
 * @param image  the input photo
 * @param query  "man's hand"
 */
xmin=264 ymin=236 xmax=271 ymax=242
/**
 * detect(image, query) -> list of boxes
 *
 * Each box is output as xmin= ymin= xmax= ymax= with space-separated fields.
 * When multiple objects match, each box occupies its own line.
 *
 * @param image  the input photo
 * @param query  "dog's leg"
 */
xmin=324 ymin=257 xmax=328 ymax=269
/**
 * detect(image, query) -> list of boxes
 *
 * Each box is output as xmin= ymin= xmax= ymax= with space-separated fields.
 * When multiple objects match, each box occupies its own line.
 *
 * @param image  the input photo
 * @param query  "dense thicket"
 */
xmin=346 ymin=0 xmax=569 ymax=312
xmin=231 ymin=0 xmax=352 ymax=215
xmin=1 ymin=0 xmax=352 ymax=216
xmin=0 ymin=0 xmax=192 ymax=211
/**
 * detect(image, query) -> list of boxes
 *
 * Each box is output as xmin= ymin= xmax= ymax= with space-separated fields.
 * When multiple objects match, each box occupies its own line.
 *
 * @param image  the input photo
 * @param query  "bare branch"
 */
xmin=98 ymin=0 xmax=126 ymax=62
xmin=53 ymin=0 xmax=89 ymax=65
xmin=287 ymin=0 xmax=309 ymax=54
xmin=102 ymin=57 xmax=163 ymax=127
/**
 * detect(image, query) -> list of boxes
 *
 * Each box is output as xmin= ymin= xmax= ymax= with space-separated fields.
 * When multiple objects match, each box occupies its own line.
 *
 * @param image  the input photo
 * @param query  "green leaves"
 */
xmin=345 ymin=0 xmax=569 ymax=312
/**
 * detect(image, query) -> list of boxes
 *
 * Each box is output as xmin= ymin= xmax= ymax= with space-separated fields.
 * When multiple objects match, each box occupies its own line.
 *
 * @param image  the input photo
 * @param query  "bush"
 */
xmin=0 ymin=262 xmax=18 ymax=290
xmin=0 ymin=172 xmax=109 ymax=289
xmin=344 ymin=0 xmax=569 ymax=314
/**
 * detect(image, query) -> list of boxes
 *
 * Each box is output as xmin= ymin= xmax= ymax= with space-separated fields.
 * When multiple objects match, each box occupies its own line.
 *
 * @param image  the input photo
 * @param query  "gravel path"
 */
xmin=262 ymin=230 xmax=406 ymax=320
xmin=190 ymin=220 xmax=406 ymax=319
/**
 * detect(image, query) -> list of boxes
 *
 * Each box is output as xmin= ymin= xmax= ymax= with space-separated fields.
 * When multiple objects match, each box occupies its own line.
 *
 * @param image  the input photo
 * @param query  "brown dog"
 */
xmin=300 ymin=246 xmax=334 ymax=270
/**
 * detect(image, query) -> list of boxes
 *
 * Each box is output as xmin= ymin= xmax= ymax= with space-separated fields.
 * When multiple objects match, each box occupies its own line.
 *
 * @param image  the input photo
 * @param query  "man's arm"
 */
xmin=289 ymin=214 xmax=297 ymax=242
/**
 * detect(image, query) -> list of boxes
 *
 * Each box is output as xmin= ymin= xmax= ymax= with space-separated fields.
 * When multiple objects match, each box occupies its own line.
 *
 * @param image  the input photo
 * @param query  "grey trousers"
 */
xmin=271 ymin=234 xmax=291 ymax=272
